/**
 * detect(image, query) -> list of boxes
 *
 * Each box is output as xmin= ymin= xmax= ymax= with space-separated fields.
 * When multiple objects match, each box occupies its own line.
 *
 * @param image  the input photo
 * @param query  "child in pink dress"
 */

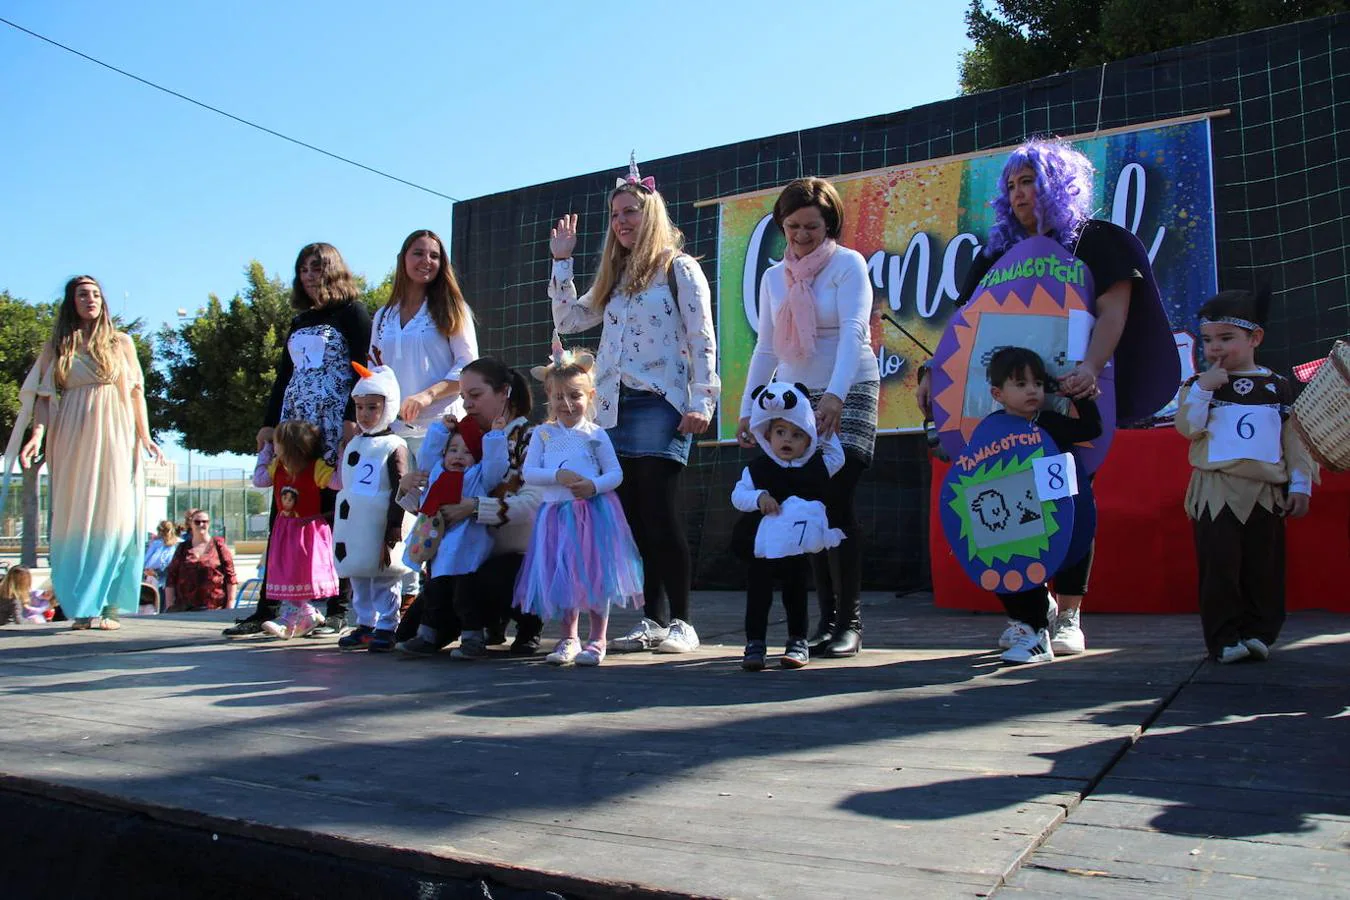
xmin=253 ymin=420 xmax=340 ymax=639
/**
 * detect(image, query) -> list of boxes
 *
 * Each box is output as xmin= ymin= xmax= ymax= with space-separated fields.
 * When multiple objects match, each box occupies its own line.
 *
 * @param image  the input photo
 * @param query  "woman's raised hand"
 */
xmin=550 ymin=214 xmax=579 ymax=260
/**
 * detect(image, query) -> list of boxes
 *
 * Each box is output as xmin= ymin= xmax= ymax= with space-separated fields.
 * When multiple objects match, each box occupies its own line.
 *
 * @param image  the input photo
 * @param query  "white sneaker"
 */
xmin=1242 ymin=637 xmax=1270 ymax=661
xmin=997 ymin=620 xmax=1022 ymax=649
xmin=1001 ymin=627 xmax=1054 ymax=665
xmin=998 ymin=596 xmax=1057 ymax=649
xmin=1050 ymin=608 xmax=1085 ymax=655
xmin=657 ymin=619 xmax=700 ymax=653
xmin=999 ymin=620 xmax=1034 ymax=651
xmin=610 ymin=618 xmax=668 ymax=653
xmin=575 ymin=641 xmax=607 ymax=667
xmin=1217 ymin=642 xmax=1250 ymax=664
xmin=546 ymin=638 xmax=581 ymax=666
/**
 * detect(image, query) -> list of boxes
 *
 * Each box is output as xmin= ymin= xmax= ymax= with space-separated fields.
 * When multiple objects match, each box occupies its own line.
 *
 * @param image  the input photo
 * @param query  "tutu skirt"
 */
xmin=514 ymin=493 xmax=643 ymax=619
xmin=266 ymin=515 xmax=340 ymax=603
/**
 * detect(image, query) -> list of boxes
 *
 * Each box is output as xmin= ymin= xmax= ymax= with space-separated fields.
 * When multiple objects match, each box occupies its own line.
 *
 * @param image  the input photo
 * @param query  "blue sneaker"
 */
xmin=337 ymin=625 xmax=375 ymax=651
xmin=781 ymin=638 xmax=809 ymax=669
xmin=368 ymin=629 xmax=397 ymax=652
xmin=741 ymin=640 xmax=767 ymax=672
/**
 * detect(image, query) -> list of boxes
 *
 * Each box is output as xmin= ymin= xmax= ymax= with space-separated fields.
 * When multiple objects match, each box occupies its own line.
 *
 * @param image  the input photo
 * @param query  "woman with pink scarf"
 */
xmin=735 ymin=177 xmax=880 ymax=658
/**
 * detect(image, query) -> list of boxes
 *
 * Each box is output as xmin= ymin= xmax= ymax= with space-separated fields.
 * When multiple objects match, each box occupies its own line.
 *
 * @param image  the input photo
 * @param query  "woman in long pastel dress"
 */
xmin=14 ymin=276 xmax=162 ymax=629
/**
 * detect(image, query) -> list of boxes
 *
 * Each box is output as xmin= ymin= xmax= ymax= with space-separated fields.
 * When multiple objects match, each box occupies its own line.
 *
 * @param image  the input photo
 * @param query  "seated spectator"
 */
xmin=143 ymin=519 xmax=180 ymax=589
xmin=163 ymin=509 xmax=237 ymax=612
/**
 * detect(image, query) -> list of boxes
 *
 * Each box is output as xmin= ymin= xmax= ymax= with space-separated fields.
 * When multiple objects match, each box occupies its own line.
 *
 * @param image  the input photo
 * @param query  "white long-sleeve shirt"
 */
xmin=522 ymin=420 xmax=623 ymax=504
xmin=550 ymin=254 xmax=720 ymax=429
xmin=738 ymin=247 xmax=880 ymax=417
xmin=370 ymin=302 xmax=479 ymax=436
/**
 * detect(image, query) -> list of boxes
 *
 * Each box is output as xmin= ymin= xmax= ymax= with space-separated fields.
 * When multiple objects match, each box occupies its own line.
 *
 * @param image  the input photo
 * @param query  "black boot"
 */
xmin=807 ymin=550 xmax=838 ymax=655
xmin=824 ymin=543 xmax=863 ymax=658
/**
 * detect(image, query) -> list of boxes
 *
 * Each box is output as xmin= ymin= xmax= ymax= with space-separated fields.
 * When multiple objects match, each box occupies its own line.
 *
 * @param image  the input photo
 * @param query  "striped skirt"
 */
xmin=810 ymin=380 xmax=879 ymax=466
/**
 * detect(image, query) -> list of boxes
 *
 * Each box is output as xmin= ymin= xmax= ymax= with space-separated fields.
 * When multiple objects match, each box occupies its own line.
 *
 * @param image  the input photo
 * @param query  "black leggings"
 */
xmin=745 ymin=556 xmax=811 ymax=643
xmin=616 ymin=456 xmax=690 ymax=627
xmin=394 ymin=575 xmax=462 ymax=644
xmin=454 ymin=552 xmax=542 ymax=638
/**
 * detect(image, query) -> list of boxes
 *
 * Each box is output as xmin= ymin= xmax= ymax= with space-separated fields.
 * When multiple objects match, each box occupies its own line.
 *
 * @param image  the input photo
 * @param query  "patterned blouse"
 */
xmin=165 ymin=538 xmax=237 ymax=611
xmin=264 ymin=301 xmax=372 ymax=466
xmin=550 ymin=254 xmax=720 ymax=429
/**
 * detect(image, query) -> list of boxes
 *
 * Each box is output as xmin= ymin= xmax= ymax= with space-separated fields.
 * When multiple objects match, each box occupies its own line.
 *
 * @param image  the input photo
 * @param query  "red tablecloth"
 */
xmin=930 ymin=428 xmax=1350 ymax=613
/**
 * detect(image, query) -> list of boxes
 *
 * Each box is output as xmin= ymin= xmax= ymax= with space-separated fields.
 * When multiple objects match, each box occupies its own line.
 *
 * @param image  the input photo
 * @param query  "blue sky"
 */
xmin=0 ymin=0 xmax=971 ymax=470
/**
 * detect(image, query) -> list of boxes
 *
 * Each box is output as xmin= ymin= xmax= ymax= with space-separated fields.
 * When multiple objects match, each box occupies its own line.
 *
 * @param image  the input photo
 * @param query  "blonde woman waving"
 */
xmin=548 ymin=157 xmax=719 ymax=654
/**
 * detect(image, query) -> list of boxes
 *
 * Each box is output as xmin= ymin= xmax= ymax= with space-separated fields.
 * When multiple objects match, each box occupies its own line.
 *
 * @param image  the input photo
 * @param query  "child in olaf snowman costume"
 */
xmin=730 ymin=380 xmax=845 ymax=670
xmin=332 ymin=362 xmax=412 ymax=653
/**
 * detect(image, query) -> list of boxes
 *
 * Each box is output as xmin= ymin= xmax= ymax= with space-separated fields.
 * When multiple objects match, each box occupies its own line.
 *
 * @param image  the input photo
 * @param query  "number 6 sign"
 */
xmin=1207 ymin=405 xmax=1281 ymax=463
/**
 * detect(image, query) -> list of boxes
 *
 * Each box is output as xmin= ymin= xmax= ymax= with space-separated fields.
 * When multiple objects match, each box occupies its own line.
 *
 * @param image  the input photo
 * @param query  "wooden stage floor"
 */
xmin=1 ymin=592 xmax=1346 ymax=899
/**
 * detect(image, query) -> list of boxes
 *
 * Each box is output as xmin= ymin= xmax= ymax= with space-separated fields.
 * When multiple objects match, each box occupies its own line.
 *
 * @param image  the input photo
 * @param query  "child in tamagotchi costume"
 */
xmin=1176 ymin=287 xmax=1316 ymax=664
xmin=333 ymin=362 xmax=412 ymax=653
xmin=980 ymin=347 xmax=1101 ymax=665
xmin=730 ymin=381 xmax=845 ymax=671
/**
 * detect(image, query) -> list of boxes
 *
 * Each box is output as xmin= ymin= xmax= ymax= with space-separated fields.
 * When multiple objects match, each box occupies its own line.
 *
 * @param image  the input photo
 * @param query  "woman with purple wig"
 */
xmin=918 ymin=138 xmax=1175 ymax=663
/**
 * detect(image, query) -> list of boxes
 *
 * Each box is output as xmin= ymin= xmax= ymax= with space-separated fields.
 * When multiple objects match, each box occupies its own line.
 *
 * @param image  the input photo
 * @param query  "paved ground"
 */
xmin=0 ymin=591 xmax=1346 ymax=898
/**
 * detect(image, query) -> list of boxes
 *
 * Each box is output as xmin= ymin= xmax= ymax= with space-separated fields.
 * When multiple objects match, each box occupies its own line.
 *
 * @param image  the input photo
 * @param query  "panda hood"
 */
xmin=350 ymin=362 xmax=401 ymax=434
xmin=748 ymin=381 xmax=818 ymax=468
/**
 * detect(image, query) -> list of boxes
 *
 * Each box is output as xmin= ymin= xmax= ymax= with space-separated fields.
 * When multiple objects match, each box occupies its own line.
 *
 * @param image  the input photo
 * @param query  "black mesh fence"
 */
xmin=451 ymin=14 xmax=1349 ymax=591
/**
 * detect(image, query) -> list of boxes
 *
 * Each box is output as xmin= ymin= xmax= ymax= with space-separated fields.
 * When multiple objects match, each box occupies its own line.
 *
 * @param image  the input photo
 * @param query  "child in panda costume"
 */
xmin=333 ymin=362 xmax=412 ymax=653
xmin=731 ymin=381 xmax=845 ymax=671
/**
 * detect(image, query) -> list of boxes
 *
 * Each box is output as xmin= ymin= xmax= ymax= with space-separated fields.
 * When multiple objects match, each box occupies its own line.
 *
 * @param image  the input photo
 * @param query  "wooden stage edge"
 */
xmin=1 ymin=593 xmax=1347 ymax=899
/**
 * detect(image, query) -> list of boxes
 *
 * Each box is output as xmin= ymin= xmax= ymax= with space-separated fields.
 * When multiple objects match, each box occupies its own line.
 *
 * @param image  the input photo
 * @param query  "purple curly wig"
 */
xmin=984 ymin=138 xmax=1095 ymax=257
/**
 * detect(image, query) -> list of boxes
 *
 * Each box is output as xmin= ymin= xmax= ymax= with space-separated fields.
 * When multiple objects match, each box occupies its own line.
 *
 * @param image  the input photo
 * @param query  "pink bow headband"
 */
xmin=616 ymin=150 xmax=656 ymax=192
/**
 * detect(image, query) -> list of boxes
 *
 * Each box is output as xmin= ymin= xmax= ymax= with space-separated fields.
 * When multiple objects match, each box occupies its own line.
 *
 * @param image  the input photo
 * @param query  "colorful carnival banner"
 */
xmin=714 ymin=115 xmax=1218 ymax=441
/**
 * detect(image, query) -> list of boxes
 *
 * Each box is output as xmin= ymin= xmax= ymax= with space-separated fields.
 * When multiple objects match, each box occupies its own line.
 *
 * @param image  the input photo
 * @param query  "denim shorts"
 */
xmin=606 ymin=386 xmax=692 ymax=464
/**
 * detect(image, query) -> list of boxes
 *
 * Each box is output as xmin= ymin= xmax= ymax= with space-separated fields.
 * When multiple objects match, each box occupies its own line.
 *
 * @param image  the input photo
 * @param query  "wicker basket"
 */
xmin=1291 ymin=339 xmax=1350 ymax=472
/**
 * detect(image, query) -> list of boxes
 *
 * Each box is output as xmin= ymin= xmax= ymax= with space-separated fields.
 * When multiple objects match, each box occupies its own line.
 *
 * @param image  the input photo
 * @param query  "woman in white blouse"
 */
xmin=371 ymin=229 xmax=479 ymax=460
xmin=548 ymin=162 xmax=720 ymax=655
xmin=735 ymin=177 xmax=880 ymax=658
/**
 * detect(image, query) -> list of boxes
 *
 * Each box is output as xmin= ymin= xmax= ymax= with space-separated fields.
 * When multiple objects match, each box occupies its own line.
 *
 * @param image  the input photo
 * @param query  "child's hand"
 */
xmin=568 ymin=478 xmax=596 ymax=499
xmin=556 ymin=469 xmax=581 ymax=486
xmin=441 ymin=413 xmax=460 ymax=429
xmin=757 ymin=493 xmax=780 ymax=516
xmin=399 ymin=470 xmax=428 ymax=494
xmin=1284 ymin=492 xmax=1311 ymax=518
xmin=1196 ymin=367 xmax=1229 ymax=391
xmin=491 ymin=415 xmax=508 ymax=432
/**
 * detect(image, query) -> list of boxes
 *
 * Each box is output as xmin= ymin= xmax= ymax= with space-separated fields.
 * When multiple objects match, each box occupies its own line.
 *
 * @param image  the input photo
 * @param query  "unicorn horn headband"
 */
xmin=531 ymin=332 xmax=596 ymax=382
xmin=616 ymin=150 xmax=656 ymax=192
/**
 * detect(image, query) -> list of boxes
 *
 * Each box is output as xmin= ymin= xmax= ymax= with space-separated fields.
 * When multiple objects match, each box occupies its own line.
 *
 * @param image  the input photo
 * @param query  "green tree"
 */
xmin=0 ymin=292 xmax=57 ymax=566
xmin=0 ymin=291 xmax=57 ymax=438
xmin=157 ymin=262 xmax=294 ymax=455
xmin=960 ymin=0 xmax=1350 ymax=93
